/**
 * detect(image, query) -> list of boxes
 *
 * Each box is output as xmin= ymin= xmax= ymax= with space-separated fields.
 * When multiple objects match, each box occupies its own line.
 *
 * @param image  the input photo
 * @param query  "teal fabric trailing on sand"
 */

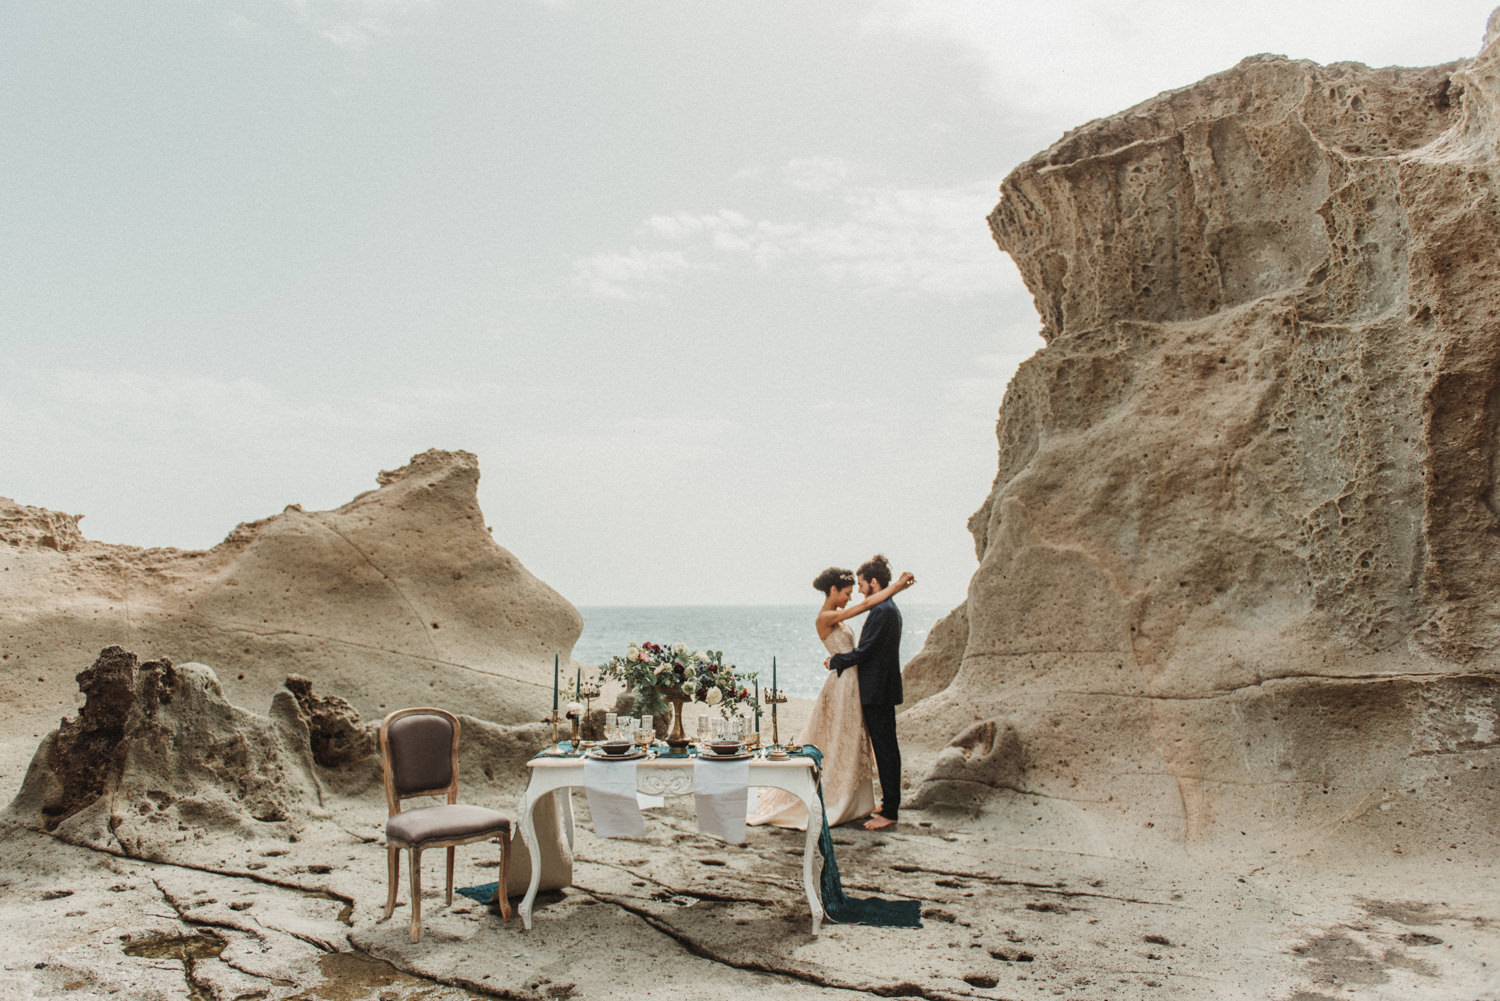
xmin=796 ymin=744 xmax=922 ymax=928
xmin=458 ymin=882 xmax=500 ymax=904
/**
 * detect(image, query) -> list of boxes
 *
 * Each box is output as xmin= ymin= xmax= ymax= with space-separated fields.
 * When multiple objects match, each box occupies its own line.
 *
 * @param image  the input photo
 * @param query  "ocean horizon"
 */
xmin=574 ymin=603 xmax=955 ymax=701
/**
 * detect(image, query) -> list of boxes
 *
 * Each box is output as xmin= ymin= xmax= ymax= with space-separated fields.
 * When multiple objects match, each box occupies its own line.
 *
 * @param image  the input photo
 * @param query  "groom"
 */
xmin=828 ymin=556 xmax=904 ymax=831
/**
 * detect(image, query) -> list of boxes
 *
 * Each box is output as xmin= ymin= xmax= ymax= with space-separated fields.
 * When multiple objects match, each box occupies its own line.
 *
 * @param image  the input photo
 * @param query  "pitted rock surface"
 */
xmin=906 ymin=30 xmax=1500 ymax=857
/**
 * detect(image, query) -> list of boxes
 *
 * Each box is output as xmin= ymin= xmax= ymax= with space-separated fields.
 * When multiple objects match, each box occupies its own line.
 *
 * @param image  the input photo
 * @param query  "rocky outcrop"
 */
xmin=0 ymin=450 xmax=582 ymax=771
xmin=8 ymin=646 xmax=326 ymax=855
xmin=906 ymin=18 xmax=1500 ymax=856
xmin=907 ymin=718 xmax=1023 ymax=815
xmin=284 ymin=674 xmax=376 ymax=770
xmin=901 ymin=603 xmax=968 ymax=705
xmin=7 ymin=646 xmax=573 ymax=894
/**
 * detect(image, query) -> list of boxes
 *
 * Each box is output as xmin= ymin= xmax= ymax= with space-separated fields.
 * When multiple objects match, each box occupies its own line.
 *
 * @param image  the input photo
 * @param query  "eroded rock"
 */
xmin=903 ymin=17 xmax=1500 ymax=855
xmin=0 ymin=450 xmax=584 ymax=752
xmin=284 ymin=674 xmax=375 ymax=770
xmin=910 ymin=718 xmax=1024 ymax=815
xmin=8 ymin=646 xmax=325 ymax=854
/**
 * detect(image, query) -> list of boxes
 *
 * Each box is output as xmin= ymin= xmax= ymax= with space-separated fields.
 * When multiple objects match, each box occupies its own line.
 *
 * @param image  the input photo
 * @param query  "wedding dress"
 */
xmin=748 ymin=621 xmax=875 ymax=830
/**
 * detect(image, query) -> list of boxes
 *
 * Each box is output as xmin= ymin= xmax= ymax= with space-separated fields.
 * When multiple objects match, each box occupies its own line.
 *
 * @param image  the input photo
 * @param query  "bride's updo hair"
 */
xmin=857 ymin=554 xmax=892 ymax=588
xmin=813 ymin=567 xmax=855 ymax=594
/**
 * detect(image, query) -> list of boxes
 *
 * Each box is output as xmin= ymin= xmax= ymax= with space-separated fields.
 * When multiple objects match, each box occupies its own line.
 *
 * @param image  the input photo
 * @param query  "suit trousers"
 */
xmin=861 ymin=702 xmax=901 ymax=820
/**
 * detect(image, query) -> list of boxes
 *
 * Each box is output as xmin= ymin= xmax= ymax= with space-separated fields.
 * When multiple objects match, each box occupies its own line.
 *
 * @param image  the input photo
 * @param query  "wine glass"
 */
xmin=604 ymin=712 xmax=617 ymax=740
xmin=696 ymin=714 xmax=712 ymax=745
xmin=633 ymin=725 xmax=652 ymax=752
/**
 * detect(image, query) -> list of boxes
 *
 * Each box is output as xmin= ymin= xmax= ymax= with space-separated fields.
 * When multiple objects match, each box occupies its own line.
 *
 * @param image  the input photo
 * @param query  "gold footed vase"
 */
xmin=657 ymin=688 xmax=691 ymax=753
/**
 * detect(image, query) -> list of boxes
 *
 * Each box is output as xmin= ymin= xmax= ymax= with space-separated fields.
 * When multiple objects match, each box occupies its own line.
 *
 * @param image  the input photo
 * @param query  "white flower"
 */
xmin=627 ymin=645 xmax=641 ymax=661
xmin=565 ymin=701 xmax=583 ymax=719
xmin=683 ymin=666 xmax=697 ymax=680
xmin=694 ymin=651 xmax=708 ymax=663
xmin=683 ymin=681 xmax=699 ymax=695
xmin=705 ymin=687 xmax=723 ymax=706
xmin=673 ymin=643 xmax=686 ymax=654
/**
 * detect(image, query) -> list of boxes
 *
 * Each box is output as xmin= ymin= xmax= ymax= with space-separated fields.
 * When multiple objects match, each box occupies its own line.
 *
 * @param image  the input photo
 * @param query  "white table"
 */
xmin=516 ymin=753 xmax=825 ymax=933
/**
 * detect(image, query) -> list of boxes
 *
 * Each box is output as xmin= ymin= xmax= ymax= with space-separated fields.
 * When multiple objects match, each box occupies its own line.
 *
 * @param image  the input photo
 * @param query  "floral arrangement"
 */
xmin=596 ymin=641 xmax=759 ymax=718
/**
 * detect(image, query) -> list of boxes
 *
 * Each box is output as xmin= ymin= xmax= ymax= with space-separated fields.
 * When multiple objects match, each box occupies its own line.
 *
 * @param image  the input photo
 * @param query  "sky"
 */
xmin=2 ymin=1 xmax=1493 ymax=606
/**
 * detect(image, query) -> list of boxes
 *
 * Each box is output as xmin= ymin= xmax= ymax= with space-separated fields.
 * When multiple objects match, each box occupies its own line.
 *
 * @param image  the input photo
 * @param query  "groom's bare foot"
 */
xmin=863 ymin=815 xmax=896 ymax=831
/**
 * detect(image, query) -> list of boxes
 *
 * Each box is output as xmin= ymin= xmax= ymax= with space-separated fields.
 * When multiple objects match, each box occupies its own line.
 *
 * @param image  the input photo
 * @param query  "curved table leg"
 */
xmin=517 ymin=789 xmax=541 ymax=930
xmin=557 ymin=787 xmax=576 ymax=853
xmin=798 ymin=789 xmax=825 ymax=935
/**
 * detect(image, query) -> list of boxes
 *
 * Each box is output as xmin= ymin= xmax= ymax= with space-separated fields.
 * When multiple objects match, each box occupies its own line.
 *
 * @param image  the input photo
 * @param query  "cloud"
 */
xmin=861 ymin=0 xmax=1493 ymax=129
xmin=216 ymin=0 xmax=445 ymax=53
xmin=575 ymin=169 xmax=1009 ymax=300
xmin=571 ymin=247 xmax=719 ymax=300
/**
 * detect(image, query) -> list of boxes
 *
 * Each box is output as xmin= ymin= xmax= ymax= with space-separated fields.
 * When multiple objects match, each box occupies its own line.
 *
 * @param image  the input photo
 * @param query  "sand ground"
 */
xmin=2 ymin=698 xmax=1496 ymax=1001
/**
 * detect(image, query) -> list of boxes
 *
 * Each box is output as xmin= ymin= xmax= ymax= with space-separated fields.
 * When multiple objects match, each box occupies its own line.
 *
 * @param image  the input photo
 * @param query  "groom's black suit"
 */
xmin=829 ymin=598 xmax=903 ymax=821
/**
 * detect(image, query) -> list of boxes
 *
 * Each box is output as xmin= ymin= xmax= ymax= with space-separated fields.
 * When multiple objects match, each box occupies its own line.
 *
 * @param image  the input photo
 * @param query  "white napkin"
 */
xmin=693 ymin=756 xmax=750 ymax=844
xmin=583 ymin=758 xmax=645 ymax=838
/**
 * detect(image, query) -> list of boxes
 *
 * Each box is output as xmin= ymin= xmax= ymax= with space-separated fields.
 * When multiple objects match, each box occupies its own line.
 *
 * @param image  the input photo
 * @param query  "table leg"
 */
xmin=557 ymin=787 xmax=575 ymax=853
xmin=798 ymin=789 xmax=824 ymax=935
xmin=517 ymin=790 xmax=541 ymax=931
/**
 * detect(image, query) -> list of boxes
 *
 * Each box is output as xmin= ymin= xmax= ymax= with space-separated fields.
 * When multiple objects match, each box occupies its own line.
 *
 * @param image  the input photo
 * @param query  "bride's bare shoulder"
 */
xmin=815 ymin=609 xmax=837 ymax=639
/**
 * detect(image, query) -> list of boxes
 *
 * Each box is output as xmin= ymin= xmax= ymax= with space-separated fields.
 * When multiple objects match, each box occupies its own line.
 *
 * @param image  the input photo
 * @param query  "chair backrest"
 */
xmin=379 ymin=708 xmax=461 ymax=816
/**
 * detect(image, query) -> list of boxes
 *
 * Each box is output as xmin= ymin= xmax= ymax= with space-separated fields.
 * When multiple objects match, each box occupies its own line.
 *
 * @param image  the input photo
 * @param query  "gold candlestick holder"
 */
xmin=550 ymin=709 xmax=561 ymax=752
xmin=764 ymin=688 xmax=789 ymax=759
xmin=580 ymin=682 xmax=601 ymax=746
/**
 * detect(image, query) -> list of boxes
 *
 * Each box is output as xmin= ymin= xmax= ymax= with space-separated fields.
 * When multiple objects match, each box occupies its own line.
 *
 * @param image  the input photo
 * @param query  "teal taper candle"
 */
xmin=553 ymin=653 xmax=559 ymax=711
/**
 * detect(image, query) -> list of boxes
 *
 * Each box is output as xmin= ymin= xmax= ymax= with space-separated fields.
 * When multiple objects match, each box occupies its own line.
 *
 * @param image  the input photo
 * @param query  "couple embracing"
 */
xmin=751 ymin=554 xmax=915 ymax=832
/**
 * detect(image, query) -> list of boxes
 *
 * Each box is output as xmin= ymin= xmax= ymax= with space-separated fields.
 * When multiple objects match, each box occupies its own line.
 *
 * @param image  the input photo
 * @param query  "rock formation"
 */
xmin=0 ymin=449 xmax=583 ymax=793
xmin=9 ymin=646 xmax=327 ymax=856
xmin=907 ymin=21 xmax=1500 ymax=856
xmin=6 ymin=646 xmax=572 ymax=894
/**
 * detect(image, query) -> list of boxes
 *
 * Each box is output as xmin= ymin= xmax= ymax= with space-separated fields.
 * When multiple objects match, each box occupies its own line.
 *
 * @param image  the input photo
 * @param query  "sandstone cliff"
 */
xmin=0 ymin=449 xmax=582 ymax=793
xmin=907 ymin=23 xmax=1500 ymax=856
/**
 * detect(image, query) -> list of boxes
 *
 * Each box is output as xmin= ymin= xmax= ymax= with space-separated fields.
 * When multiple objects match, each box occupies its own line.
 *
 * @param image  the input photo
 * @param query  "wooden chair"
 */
xmin=379 ymin=707 xmax=513 ymax=941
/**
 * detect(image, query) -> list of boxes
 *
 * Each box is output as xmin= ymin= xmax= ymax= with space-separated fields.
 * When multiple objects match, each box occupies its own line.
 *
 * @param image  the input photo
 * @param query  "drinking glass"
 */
xmin=617 ymin=716 xmax=634 ymax=742
xmin=696 ymin=715 xmax=712 ymax=744
xmin=604 ymin=713 xmax=617 ymax=740
xmin=633 ymin=725 xmax=652 ymax=750
xmin=641 ymin=714 xmax=653 ymax=737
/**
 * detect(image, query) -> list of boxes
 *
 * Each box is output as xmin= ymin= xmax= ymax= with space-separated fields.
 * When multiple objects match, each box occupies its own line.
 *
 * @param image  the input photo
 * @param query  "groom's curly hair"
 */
xmin=813 ymin=567 xmax=855 ymax=594
xmin=857 ymin=554 xmax=892 ymax=588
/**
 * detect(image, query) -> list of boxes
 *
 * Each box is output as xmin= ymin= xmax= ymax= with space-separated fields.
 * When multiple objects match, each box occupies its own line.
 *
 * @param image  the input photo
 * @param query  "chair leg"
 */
xmin=408 ymin=847 xmax=423 ymax=943
xmin=445 ymin=845 xmax=456 ymax=906
xmin=496 ymin=834 xmax=513 ymax=922
xmin=384 ymin=844 xmax=400 ymax=921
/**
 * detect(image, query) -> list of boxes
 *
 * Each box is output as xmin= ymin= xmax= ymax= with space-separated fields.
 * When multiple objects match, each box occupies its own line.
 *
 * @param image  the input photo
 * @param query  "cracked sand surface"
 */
xmin=2 ymin=790 xmax=1496 ymax=1001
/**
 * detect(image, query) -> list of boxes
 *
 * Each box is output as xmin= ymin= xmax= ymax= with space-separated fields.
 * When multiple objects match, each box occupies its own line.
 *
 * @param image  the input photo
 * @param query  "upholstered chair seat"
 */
xmin=387 ymin=804 xmax=512 ymax=846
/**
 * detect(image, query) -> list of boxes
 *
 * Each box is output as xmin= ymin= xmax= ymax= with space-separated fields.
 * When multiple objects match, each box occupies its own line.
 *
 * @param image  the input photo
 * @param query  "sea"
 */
xmin=573 ymin=603 xmax=954 ymax=701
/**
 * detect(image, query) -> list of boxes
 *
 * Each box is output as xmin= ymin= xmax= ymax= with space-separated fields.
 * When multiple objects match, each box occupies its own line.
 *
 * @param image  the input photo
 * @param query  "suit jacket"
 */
xmin=829 ymin=599 xmax=903 ymax=705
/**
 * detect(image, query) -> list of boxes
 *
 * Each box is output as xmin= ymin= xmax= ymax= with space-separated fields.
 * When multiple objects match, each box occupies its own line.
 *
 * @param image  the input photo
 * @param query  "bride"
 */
xmin=749 ymin=563 xmax=915 ymax=829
